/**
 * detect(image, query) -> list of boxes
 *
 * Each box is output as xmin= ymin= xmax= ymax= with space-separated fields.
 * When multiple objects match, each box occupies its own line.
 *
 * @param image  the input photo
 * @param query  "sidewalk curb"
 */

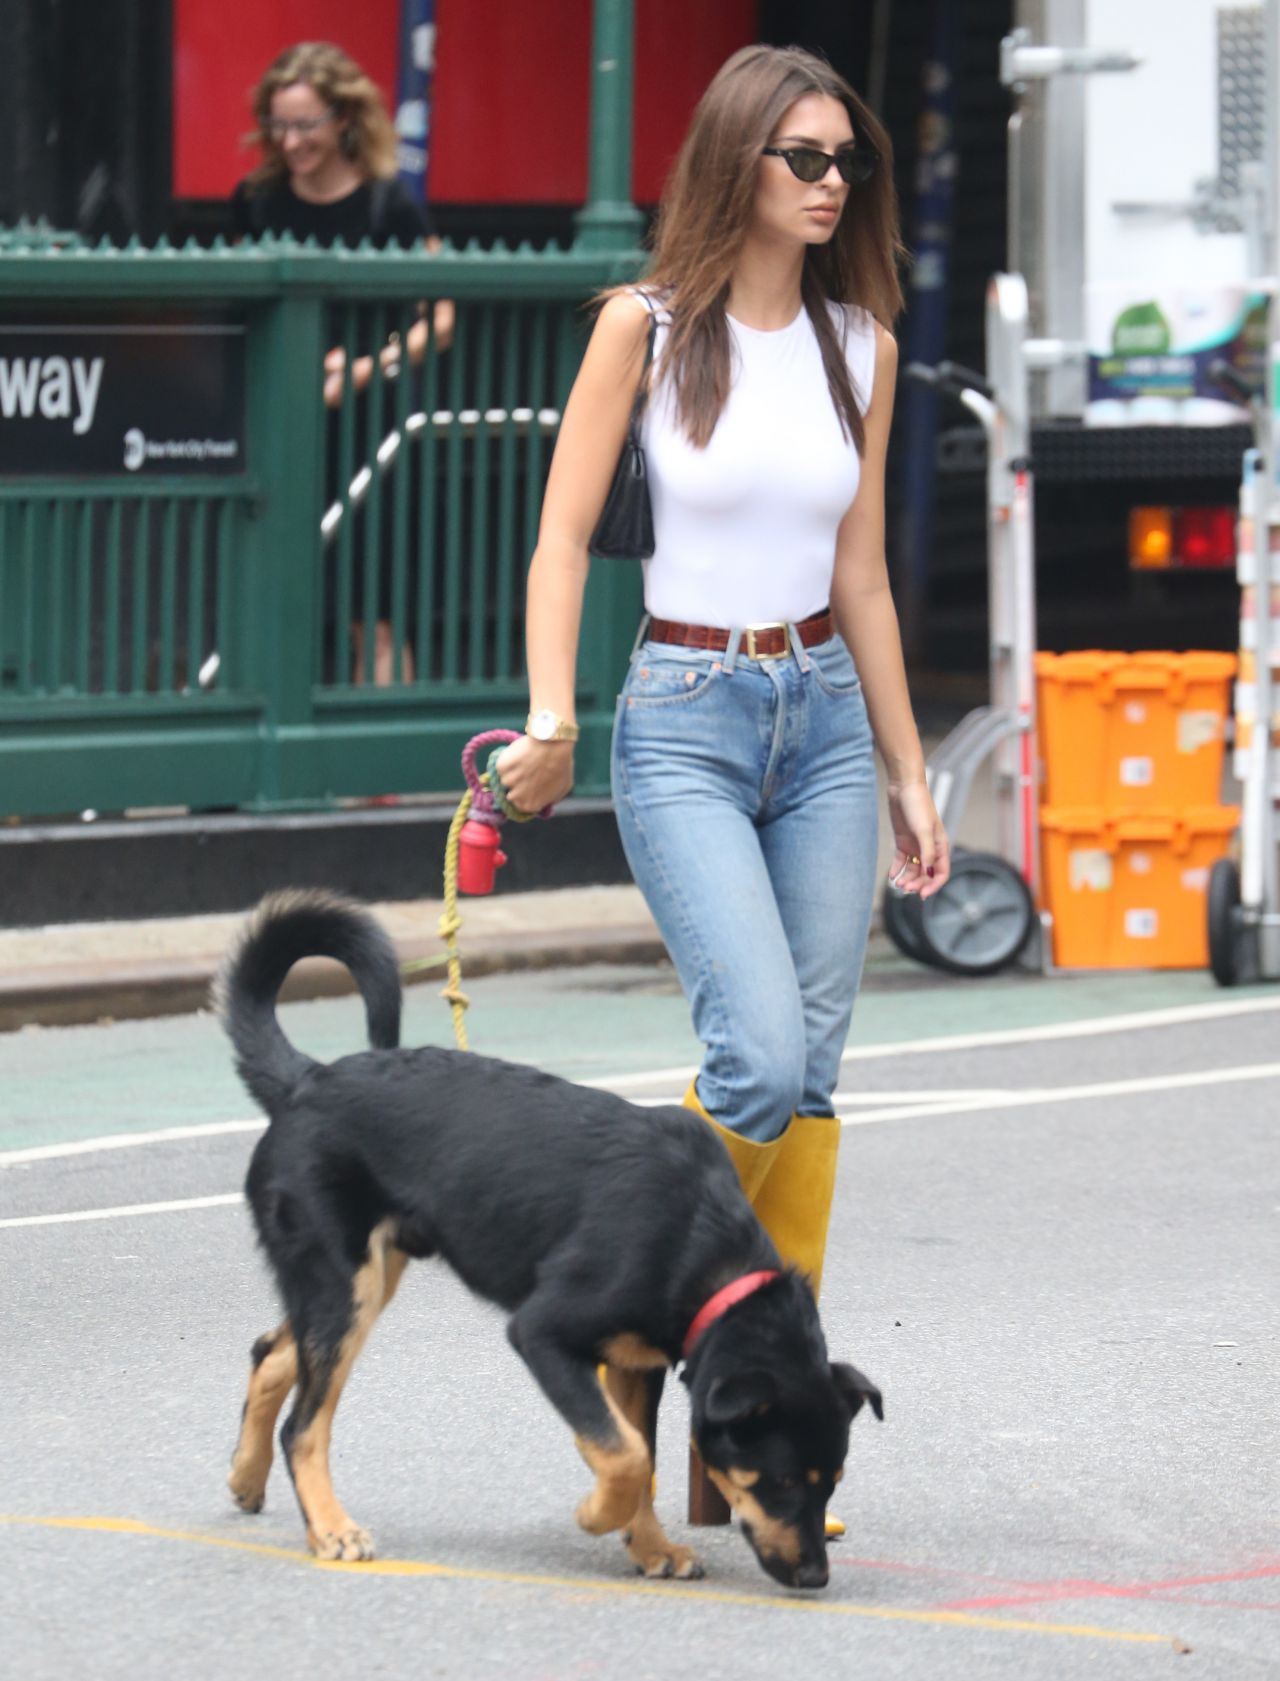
xmin=0 ymin=924 xmax=670 ymax=1033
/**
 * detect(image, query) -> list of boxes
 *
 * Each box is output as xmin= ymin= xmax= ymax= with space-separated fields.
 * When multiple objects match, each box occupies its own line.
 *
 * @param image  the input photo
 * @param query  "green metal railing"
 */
xmin=0 ymin=237 xmax=644 ymax=818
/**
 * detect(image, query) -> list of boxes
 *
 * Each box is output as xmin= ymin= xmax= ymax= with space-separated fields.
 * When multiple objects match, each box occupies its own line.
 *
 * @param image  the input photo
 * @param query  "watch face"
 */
xmin=530 ymin=710 xmax=557 ymax=740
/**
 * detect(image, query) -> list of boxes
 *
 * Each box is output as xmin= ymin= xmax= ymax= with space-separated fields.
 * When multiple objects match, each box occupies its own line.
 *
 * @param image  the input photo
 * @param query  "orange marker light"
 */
xmin=1129 ymin=507 xmax=1173 ymax=569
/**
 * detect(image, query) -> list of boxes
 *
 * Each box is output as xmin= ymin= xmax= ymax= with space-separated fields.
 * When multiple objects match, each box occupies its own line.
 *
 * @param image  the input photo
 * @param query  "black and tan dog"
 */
xmin=218 ymin=891 xmax=882 ymax=1588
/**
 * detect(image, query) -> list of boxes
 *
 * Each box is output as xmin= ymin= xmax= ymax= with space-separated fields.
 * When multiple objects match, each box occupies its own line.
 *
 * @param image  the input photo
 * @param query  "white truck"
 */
xmin=884 ymin=0 xmax=1280 ymax=978
xmin=1008 ymin=0 xmax=1264 ymax=574
xmin=1006 ymin=0 xmax=1280 ymax=982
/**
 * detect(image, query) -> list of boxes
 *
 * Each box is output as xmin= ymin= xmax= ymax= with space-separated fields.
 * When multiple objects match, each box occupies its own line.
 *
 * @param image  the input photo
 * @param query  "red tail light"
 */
xmin=1129 ymin=506 xmax=1236 ymax=570
xmin=1172 ymin=506 xmax=1236 ymax=568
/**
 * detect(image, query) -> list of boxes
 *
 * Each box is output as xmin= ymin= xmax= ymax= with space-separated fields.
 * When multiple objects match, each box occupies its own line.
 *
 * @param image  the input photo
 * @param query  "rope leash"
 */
xmin=422 ymin=735 xmax=646 ymax=1406
xmin=401 ymin=729 xmax=551 ymax=1052
xmin=436 ymin=780 xmax=476 ymax=1049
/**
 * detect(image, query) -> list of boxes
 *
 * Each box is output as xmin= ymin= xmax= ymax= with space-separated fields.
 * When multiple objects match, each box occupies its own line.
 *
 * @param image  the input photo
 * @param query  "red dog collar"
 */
xmin=682 ymin=1270 xmax=780 ymax=1360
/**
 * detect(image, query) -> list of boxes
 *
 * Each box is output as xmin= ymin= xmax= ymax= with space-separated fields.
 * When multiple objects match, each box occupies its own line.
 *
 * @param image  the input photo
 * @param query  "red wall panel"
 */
xmin=633 ymin=0 xmax=755 ymax=204
xmin=173 ymin=0 xmax=400 ymax=200
xmin=430 ymin=0 xmax=591 ymax=204
xmin=430 ymin=0 xmax=755 ymax=204
xmin=173 ymin=0 xmax=756 ymax=206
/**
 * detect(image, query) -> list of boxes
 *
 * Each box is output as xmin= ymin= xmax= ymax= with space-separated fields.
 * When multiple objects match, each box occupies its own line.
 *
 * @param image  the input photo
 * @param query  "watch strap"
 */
xmin=526 ymin=710 xmax=580 ymax=743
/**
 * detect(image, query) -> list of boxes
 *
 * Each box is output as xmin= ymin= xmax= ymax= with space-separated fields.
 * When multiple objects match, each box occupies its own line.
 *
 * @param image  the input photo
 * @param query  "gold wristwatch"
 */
xmin=525 ymin=708 xmax=580 ymax=744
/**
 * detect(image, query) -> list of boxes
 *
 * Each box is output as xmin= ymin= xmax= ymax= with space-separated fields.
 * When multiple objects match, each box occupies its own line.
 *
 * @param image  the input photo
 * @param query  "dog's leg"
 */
xmin=228 ymin=1320 xmax=298 ymax=1512
xmin=281 ymin=1226 xmax=407 ymax=1562
xmin=508 ymin=1308 xmax=650 ymax=1537
xmin=604 ymin=1367 xmax=704 ymax=1580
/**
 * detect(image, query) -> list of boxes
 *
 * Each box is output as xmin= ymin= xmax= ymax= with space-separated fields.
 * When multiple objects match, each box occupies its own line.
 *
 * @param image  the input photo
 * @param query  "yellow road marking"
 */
xmin=0 ymin=1514 xmax=1172 ymax=1646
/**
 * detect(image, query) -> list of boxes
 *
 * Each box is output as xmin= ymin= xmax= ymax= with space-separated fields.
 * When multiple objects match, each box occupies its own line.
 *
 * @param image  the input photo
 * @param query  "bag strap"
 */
xmin=628 ymin=291 xmax=659 ymax=431
xmin=246 ymin=185 xmax=267 ymax=239
xmin=368 ymin=176 xmax=395 ymax=243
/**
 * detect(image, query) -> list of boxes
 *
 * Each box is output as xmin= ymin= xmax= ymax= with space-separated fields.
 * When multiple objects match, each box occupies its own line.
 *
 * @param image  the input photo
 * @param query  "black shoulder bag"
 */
xmin=588 ymin=297 xmax=658 ymax=561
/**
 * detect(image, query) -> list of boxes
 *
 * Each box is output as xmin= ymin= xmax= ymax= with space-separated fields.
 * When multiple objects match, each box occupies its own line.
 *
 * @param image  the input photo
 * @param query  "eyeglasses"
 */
xmin=265 ymin=113 xmax=337 ymax=141
xmin=762 ymin=145 xmax=878 ymax=186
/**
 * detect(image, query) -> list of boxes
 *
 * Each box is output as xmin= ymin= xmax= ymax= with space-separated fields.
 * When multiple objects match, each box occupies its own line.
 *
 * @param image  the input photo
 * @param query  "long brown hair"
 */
xmin=245 ymin=42 xmax=397 ymax=185
xmin=634 ymin=45 xmax=904 ymax=453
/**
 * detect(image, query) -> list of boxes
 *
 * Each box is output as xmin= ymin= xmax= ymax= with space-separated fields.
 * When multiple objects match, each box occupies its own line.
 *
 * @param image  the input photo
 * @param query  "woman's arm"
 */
xmin=323 ymin=236 xmax=457 ymax=406
xmin=411 ymin=234 xmax=456 ymax=351
xmin=495 ymin=291 xmax=653 ymax=815
xmin=829 ymin=324 xmax=949 ymax=897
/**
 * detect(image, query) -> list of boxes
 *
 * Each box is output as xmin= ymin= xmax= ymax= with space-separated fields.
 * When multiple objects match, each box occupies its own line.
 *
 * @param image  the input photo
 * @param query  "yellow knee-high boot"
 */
xmin=749 ymin=1112 xmax=845 ymax=1540
xmin=680 ymin=1082 xmax=783 ymax=1202
xmin=749 ymin=1113 xmax=841 ymax=1298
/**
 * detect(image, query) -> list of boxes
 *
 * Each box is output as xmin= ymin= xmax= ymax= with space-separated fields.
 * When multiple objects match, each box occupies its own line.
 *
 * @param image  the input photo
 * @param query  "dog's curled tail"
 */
xmin=214 ymin=889 xmax=402 ymax=1115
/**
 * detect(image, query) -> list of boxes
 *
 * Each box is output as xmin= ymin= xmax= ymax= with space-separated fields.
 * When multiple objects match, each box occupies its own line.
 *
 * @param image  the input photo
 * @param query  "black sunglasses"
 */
xmin=762 ymin=144 xmax=878 ymax=186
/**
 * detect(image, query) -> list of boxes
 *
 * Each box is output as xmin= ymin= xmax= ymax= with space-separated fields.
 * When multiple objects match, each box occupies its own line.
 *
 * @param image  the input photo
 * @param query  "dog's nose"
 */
xmin=794 ymin=1559 xmax=829 ymax=1590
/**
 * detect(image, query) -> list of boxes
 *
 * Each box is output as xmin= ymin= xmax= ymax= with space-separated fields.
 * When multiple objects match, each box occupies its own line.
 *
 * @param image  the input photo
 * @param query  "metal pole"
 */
xmin=1254 ymin=0 xmax=1280 ymax=948
xmin=893 ymin=0 xmax=959 ymax=666
xmin=985 ymin=274 xmax=1036 ymax=880
xmin=573 ymin=0 xmax=645 ymax=252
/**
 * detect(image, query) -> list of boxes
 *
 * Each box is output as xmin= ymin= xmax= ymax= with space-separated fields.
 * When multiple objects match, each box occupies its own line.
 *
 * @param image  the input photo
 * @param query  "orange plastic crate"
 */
xmin=1035 ymin=651 xmax=1236 ymax=810
xmin=1040 ymin=805 xmax=1239 ymax=969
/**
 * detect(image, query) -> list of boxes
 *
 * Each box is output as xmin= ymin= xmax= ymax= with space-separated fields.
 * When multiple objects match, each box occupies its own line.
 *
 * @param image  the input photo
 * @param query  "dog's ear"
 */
xmin=704 ymin=1369 xmax=778 ymax=1424
xmin=831 ymin=1361 xmax=884 ymax=1422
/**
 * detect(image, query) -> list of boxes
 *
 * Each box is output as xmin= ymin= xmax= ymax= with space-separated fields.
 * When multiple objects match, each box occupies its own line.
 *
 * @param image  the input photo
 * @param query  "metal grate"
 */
xmin=319 ymin=297 xmax=581 ymax=689
xmin=1218 ymin=4 xmax=1266 ymax=204
xmin=0 ymin=235 xmax=642 ymax=817
xmin=0 ymin=490 xmax=242 ymax=698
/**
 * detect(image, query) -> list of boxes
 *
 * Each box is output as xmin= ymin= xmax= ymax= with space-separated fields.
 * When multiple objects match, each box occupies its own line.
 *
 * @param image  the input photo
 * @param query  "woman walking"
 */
xmin=499 ymin=44 xmax=948 ymax=1507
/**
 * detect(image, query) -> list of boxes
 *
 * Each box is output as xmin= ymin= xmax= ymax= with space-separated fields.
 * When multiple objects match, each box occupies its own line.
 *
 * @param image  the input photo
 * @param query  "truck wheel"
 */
xmin=1207 ymin=857 xmax=1247 ymax=987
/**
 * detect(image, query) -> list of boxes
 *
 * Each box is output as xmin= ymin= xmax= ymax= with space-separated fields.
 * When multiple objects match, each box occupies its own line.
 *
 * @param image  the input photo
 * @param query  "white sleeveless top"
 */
xmin=639 ymin=298 xmax=878 ymax=627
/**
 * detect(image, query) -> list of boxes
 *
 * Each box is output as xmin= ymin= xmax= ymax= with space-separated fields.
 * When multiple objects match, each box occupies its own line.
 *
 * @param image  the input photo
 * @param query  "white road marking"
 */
xmin=597 ymin=992 xmax=1280 ymax=1089
xmin=835 ymin=1089 xmax=1009 ymax=1105
xmin=0 ymin=1119 xmax=265 ymax=1167
xmin=6 ymin=993 xmax=1278 ymax=1171
xmin=0 ymin=1089 xmax=1002 ymax=1166
xmin=7 ymin=1062 xmax=1278 ymax=1231
xmin=0 ymin=1193 xmax=243 ymax=1230
xmin=835 ymin=1059 xmax=1280 ymax=1127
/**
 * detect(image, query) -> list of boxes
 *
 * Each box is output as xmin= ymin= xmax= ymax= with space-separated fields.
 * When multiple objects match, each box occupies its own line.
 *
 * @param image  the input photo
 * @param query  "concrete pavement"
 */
xmin=0 ymin=884 xmax=668 ymax=1032
xmin=0 ymin=734 xmax=1002 ymax=1032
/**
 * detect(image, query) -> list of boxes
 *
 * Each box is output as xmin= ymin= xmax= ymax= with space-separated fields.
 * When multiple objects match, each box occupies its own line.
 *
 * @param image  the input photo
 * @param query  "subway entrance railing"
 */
xmin=0 ymin=235 xmax=642 ymax=820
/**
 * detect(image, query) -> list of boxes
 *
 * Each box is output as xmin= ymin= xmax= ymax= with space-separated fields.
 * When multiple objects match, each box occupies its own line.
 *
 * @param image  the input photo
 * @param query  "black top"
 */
xmin=230 ymin=176 xmax=432 ymax=248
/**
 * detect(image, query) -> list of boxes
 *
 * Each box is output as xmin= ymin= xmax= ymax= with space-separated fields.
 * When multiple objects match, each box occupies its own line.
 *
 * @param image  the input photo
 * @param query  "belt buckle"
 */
xmin=743 ymin=621 xmax=786 ymax=660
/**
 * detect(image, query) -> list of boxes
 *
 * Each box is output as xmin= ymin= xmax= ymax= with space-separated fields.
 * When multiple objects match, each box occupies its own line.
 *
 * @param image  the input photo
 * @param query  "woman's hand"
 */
xmin=494 ymin=735 xmax=575 ymax=816
xmin=322 ymin=305 xmax=455 ymax=408
xmin=887 ymin=779 xmax=950 ymax=900
xmin=322 ymin=347 xmax=378 ymax=409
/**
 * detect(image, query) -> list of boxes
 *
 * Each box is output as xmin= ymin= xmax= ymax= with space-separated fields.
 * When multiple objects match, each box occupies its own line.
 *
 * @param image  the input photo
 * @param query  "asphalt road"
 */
xmin=2 ymin=957 xmax=1278 ymax=1679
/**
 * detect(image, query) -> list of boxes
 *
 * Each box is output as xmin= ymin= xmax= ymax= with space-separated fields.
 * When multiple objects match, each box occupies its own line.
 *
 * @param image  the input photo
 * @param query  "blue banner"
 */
xmin=395 ymin=0 xmax=436 ymax=204
xmin=894 ymin=0 xmax=959 ymax=660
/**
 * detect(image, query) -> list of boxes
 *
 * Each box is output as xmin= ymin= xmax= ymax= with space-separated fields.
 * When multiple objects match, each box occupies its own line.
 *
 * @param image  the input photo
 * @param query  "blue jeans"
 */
xmin=611 ymin=628 xmax=878 ymax=1142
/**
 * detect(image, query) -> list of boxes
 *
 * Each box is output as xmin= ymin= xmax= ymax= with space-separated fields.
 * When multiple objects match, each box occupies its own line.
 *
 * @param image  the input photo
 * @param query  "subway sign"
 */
xmin=0 ymin=320 xmax=246 ymax=476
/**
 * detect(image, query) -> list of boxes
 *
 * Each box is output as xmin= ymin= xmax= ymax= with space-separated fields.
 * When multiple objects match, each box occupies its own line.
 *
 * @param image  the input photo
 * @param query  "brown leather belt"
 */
xmin=645 ymin=608 xmax=833 ymax=661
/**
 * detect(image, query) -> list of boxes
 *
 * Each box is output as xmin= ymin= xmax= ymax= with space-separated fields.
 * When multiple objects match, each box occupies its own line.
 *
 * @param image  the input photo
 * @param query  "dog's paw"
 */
xmin=626 ymin=1537 xmax=704 ymax=1580
xmin=576 ymin=1484 xmax=640 ymax=1536
xmin=309 ymin=1524 xmax=375 ymax=1562
xmin=227 ymin=1460 xmax=268 ymax=1514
